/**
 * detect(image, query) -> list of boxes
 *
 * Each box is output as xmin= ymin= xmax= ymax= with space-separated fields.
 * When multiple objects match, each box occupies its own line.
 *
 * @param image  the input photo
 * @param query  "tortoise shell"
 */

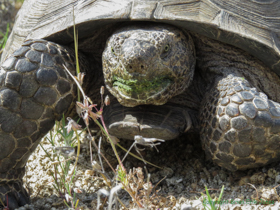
xmin=2 ymin=0 xmax=280 ymax=77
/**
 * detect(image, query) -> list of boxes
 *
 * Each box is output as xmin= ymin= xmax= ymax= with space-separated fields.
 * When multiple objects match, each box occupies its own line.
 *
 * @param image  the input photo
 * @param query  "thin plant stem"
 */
xmin=85 ymin=126 xmax=116 ymax=173
xmin=97 ymin=116 xmax=125 ymax=171
xmin=63 ymin=65 xmax=86 ymax=100
xmin=71 ymin=129 xmax=80 ymax=176
xmin=72 ymin=7 xmax=81 ymax=102
xmin=64 ymin=64 xmax=124 ymax=171
xmin=98 ymin=137 xmax=104 ymax=172
xmin=117 ymin=143 xmax=161 ymax=169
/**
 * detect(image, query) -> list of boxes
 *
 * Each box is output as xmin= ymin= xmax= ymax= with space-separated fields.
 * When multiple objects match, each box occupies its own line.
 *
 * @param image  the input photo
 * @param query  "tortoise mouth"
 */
xmin=112 ymin=75 xmax=172 ymax=100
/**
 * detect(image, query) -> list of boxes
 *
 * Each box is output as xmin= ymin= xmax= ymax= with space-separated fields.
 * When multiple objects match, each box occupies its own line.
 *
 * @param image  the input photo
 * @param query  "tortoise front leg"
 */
xmin=200 ymin=74 xmax=280 ymax=171
xmin=0 ymin=40 xmax=78 ymax=209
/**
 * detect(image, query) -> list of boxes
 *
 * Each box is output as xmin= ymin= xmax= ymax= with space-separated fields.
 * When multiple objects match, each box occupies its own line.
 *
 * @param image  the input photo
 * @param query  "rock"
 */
xmin=261 ymin=188 xmax=278 ymax=201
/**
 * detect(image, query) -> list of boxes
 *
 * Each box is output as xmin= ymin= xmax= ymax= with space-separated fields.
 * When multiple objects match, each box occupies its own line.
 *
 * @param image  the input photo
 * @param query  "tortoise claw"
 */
xmin=0 ymin=182 xmax=30 ymax=210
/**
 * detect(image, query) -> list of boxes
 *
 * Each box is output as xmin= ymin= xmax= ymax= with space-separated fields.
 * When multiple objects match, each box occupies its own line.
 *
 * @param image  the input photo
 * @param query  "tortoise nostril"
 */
xmin=127 ymin=64 xmax=145 ymax=71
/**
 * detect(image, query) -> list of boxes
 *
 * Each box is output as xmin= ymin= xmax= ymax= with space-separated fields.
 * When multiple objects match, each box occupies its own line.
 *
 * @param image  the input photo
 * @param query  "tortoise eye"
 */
xmin=164 ymin=44 xmax=170 ymax=52
xmin=161 ymin=44 xmax=170 ymax=59
xmin=111 ymin=47 xmax=115 ymax=54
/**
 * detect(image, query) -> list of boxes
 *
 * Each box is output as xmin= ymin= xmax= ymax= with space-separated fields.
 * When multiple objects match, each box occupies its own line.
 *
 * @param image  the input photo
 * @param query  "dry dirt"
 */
xmin=13 ymin=131 xmax=280 ymax=210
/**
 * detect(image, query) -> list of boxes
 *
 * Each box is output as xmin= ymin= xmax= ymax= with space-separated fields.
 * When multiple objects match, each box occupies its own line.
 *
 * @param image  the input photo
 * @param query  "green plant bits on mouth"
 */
xmin=112 ymin=76 xmax=138 ymax=86
xmin=112 ymin=75 xmax=171 ymax=96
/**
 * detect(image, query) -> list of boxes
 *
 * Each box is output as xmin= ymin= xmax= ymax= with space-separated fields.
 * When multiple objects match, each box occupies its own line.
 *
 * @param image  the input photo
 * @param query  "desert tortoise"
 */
xmin=1 ymin=0 xmax=280 ymax=208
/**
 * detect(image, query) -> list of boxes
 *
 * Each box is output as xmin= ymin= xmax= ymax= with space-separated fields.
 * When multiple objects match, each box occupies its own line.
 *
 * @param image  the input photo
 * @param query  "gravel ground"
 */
xmin=12 ymin=131 xmax=280 ymax=210
xmin=2 ymin=1 xmax=280 ymax=210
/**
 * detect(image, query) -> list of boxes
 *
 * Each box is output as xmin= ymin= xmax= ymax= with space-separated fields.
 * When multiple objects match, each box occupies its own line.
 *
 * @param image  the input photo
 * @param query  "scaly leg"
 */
xmin=200 ymin=74 xmax=280 ymax=171
xmin=0 ymin=40 xmax=78 ymax=209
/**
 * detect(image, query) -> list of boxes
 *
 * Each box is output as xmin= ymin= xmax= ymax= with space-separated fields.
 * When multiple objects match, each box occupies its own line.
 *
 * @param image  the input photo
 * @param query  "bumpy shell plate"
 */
xmin=2 ymin=0 xmax=280 ymax=76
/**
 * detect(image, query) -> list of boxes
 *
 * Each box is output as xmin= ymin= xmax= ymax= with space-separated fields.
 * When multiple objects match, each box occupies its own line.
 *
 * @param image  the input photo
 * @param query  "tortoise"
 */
xmin=1 ymin=0 xmax=280 ymax=208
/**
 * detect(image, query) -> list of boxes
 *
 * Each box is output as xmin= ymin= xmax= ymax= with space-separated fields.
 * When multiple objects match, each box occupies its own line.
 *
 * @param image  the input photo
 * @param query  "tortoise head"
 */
xmin=102 ymin=24 xmax=195 ymax=107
